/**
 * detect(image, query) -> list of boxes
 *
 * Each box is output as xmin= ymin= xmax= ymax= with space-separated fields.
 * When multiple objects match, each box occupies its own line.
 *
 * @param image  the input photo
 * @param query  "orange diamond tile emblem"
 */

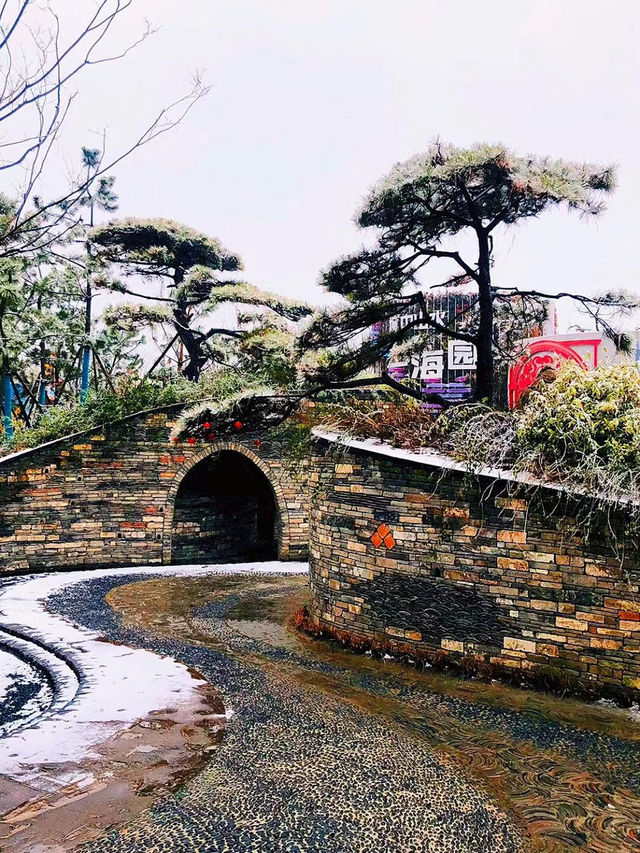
xmin=371 ymin=523 xmax=396 ymax=550
xmin=371 ymin=531 xmax=383 ymax=547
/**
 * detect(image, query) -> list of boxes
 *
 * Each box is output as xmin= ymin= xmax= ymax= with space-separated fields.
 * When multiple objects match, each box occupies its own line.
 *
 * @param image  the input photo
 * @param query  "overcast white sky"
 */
xmin=47 ymin=0 xmax=640 ymax=324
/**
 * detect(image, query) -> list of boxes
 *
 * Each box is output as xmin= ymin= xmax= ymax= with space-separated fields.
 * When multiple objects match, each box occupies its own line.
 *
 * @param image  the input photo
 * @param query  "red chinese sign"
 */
xmin=508 ymin=335 xmax=608 ymax=409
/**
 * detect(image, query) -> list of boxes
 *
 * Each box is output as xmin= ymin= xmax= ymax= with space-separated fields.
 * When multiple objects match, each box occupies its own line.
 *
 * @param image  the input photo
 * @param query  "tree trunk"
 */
xmin=173 ymin=276 xmax=204 ymax=381
xmin=1 ymin=363 xmax=13 ymax=440
xmin=38 ymin=292 xmax=47 ymax=407
xmin=173 ymin=311 xmax=201 ymax=380
xmin=80 ymin=201 xmax=95 ymax=402
xmin=80 ymin=275 xmax=92 ymax=401
xmin=474 ymin=231 xmax=494 ymax=403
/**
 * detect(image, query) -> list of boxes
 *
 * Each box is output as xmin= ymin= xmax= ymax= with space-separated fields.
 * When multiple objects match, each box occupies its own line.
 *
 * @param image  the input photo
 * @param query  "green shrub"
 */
xmin=517 ymin=362 xmax=640 ymax=475
xmin=3 ymin=369 xmax=252 ymax=454
xmin=405 ymin=361 xmax=640 ymax=504
xmin=11 ymin=405 xmax=88 ymax=449
xmin=431 ymin=403 xmax=517 ymax=470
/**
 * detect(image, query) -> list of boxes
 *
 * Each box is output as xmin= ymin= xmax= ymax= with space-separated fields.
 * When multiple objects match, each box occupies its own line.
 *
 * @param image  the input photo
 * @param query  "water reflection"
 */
xmin=108 ymin=574 xmax=640 ymax=852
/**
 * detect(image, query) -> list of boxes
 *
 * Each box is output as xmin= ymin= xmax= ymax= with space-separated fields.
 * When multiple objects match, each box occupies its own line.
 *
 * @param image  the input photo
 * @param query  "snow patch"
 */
xmin=0 ymin=560 xmax=307 ymax=789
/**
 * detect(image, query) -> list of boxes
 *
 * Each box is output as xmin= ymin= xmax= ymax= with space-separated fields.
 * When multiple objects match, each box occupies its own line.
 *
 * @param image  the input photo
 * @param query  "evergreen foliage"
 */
xmin=3 ymin=369 xmax=250 ymax=454
xmin=0 ymin=147 xmax=147 ymax=442
xmin=518 ymin=362 xmax=640 ymax=475
xmin=174 ymin=388 xmax=299 ymax=443
xmin=430 ymin=362 xmax=640 ymax=511
xmin=301 ymin=140 xmax=627 ymax=404
xmin=0 ymin=248 xmax=145 ymax=420
xmin=91 ymin=218 xmax=312 ymax=381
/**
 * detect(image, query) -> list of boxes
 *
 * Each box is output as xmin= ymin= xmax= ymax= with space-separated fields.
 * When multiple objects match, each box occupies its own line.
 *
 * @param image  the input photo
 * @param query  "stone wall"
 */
xmin=172 ymin=497 xmax=267 ymax=564
xmin=0 ymin=408 xmax=310 ymax=575
xmin=308 ymin=435 xmax=640 ymax=696
xmin=6 ymin=408 xmax=640 ymax=698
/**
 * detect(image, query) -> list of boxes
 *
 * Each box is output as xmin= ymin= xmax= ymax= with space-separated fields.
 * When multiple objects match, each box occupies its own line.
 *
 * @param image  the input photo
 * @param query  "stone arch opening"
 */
xmin=170 ymin=450 xmax=280 ymax=565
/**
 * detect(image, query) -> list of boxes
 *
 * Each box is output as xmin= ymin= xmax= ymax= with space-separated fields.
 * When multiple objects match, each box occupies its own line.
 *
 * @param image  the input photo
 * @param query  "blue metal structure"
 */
xmin=2 ymin=373 xmax=14 ymax=440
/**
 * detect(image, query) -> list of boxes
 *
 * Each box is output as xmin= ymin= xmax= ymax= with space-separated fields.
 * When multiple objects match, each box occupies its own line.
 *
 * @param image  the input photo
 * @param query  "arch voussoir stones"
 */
xmin=162 ymin=441 xmax=292 ymax=565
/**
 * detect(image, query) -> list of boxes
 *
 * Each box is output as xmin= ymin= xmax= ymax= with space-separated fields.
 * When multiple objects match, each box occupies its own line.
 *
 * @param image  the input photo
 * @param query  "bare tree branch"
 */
xmin=492 ymin=286 xmax=640 ymax=309
xmin=0 ymin=1 xmax=209 ymax=261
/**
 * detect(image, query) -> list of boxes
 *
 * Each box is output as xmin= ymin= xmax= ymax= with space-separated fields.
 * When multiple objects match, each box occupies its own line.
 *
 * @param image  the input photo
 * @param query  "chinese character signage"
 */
xmin=447 ymin=340 xmax=477 ymax=370
xmin=412 ymin=349 xmax=444 ymax=380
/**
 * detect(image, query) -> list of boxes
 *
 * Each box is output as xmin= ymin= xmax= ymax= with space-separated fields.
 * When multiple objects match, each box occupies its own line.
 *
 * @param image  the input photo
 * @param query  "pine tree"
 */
xmin=91 ymin=218 xmax=311 ymax=381
xmin=300 ymin=141 xmax=630 ymax=404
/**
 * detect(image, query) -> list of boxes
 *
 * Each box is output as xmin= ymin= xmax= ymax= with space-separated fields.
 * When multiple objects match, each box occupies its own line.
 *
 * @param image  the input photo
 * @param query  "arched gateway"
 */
xmin=162 ymin=443 xmax=291 ymax=565
xmin=0 ymin=411 xmax=309 ymax=575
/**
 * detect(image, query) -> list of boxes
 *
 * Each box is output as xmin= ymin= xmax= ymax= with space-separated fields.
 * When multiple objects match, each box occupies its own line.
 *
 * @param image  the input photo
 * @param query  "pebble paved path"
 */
xmin=45 ymin=568 xmax=640 ymax=853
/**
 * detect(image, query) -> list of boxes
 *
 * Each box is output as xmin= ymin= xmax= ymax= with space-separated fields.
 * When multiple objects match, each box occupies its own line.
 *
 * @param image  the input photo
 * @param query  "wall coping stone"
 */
xmin=312 ymin=429 xmax=637 ymax=507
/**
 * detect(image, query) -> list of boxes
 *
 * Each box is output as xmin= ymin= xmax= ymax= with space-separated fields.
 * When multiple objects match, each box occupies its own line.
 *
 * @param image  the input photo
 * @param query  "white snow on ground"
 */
xmin=0 ymin=561 xmax=307 ymax=790
xmin=0 ymin=648 xmax=54 ymax=738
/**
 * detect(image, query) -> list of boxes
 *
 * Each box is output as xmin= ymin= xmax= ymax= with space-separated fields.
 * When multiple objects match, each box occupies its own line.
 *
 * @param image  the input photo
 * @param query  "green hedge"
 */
xmin=2 ymin=370 xmax=250 ymax=454
xmin=518 ymin=362 xmax=640 ymax=473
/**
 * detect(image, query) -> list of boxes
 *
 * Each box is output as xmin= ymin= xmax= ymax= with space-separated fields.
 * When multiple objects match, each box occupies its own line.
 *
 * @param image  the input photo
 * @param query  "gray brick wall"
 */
xmin=308 ymin=440 xmax=640 ymax=696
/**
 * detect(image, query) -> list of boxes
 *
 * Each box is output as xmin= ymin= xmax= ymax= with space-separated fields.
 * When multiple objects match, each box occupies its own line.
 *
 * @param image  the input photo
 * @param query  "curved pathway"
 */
xmin=4 ymin=565 xmax=640 ymax=852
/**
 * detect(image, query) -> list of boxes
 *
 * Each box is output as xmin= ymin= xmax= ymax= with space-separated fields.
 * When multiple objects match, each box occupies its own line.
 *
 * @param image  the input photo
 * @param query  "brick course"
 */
xmin=308 ymin=438 xmax=640 ymax=696
xmin=0 ymin=408 xmax=309 ymax=574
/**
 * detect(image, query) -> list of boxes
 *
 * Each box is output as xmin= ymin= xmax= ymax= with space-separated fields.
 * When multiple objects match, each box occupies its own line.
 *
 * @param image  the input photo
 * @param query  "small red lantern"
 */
xmin=234 ymin=421 xmax=243 ymax=430
xmin=188 ymin=436 xmax=196 ymax=445
xmin=172 ymin=436 xmax=179 ymax=443
xmin=207 ymin=433 xmax=215 ymax=442
xmin=203 ymin=422 xmax=211 ymax=430
xmin=253 ymin=439 xmax=261 ymax=447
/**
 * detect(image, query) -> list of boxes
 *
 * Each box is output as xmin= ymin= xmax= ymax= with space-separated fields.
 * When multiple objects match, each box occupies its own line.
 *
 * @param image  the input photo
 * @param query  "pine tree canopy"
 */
xmin=102 ymin=303 xmax=172 ymax=332
xmin=182 ymin=271 xmax=312 ymax=321
xmin=302 ymin=140 xmax=620 ymax=404
xmin=91 ymin=217 xmax=312 ymax=381
xmin=358 ymin=141 xmax=615 ymax=238
xmin=91 ymin=218 xmax=242 ymax=279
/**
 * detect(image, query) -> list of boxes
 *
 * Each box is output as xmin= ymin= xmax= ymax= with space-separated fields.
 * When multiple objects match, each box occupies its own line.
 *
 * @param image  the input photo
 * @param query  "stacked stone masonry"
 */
xmin=0 ymin=408 xmax=310 ymax=574
xmin=3 ymin=410 xmax=640 ymax=698
xmin=172 ymin=496 xmax=264 ymax=564
xmin=308 ymin=439 xmax=640 ymax=695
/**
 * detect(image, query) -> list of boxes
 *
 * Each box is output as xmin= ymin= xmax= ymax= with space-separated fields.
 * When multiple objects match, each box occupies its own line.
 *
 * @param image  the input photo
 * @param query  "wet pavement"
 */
xmin=27 ymin=568 xmax=640 ymax=853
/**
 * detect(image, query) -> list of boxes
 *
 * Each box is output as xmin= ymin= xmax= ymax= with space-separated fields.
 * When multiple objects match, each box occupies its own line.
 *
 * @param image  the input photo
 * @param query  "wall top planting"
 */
xmin=0 ymin=402 xmax=188 ymax=469
xmin=311 ymin=430 xmax=638 ymax=507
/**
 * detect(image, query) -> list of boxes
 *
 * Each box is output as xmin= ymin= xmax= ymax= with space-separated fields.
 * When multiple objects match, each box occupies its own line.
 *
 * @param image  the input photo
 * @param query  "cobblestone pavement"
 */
xmin=46 ymin=570 xmax=640 ymax=853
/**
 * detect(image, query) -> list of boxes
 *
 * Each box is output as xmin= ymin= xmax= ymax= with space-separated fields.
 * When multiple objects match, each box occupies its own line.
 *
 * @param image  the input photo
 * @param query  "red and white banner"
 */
xmin=508 ymin=333 xmax=616 ymax=409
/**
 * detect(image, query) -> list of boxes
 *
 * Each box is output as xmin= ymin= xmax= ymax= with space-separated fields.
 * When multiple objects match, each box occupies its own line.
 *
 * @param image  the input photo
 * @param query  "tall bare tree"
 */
xmin=0 ymin=0 xmax=207 ymax=260
xmin=0 ymin=1 xmax=208 ymax=439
